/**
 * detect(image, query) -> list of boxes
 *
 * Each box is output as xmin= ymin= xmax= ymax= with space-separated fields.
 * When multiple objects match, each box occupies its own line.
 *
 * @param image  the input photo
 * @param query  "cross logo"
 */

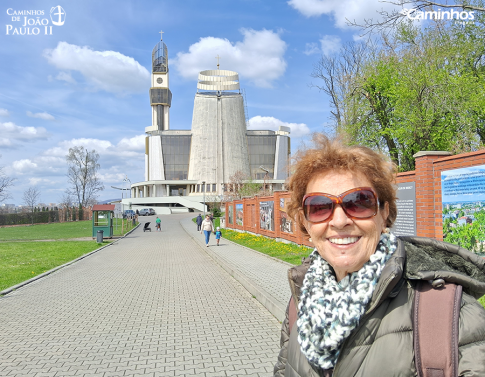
xmin=50 ymin=6 xmax=66 ymax=26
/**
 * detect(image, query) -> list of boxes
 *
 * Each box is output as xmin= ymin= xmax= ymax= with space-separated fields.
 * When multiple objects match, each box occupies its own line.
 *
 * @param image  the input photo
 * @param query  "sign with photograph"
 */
xmin=392 ymin=182 xmax=417 ymax=236
xmin=260 ymin=201 xmax=274 ymax=231
xmin=279 ymin=198 xmax=293 ymax=233
xmin=235 ymin=203 xmax=243 ymax=226
xmin=442 ymin=165 xmax=485 ymax=254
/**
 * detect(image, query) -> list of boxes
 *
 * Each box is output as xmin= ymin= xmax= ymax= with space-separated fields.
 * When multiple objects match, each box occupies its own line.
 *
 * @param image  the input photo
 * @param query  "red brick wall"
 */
xmin=225 ymin=149 xmax=485 ymax=244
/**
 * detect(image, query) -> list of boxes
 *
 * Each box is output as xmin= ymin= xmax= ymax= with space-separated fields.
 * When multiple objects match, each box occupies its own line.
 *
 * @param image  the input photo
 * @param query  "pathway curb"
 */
xmin=180 ymin=218 xmax=288 ymax=322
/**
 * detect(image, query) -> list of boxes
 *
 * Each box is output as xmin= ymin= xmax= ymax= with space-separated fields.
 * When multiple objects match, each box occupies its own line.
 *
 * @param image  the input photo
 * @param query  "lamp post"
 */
xmin=259 ymin=165 xmax=269 ymax=195
xmin=123 ymin=175 xmax=132 ymax=198
xmin=202 ymin=181 xmax=206 ymax=217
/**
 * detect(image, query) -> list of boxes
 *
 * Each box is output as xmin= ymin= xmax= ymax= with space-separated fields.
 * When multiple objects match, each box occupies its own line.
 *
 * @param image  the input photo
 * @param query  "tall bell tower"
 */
xmin=146 ymin=31 xmax=171 ymax=132
xmin=145 ymin=32 xmax=172 ymax=181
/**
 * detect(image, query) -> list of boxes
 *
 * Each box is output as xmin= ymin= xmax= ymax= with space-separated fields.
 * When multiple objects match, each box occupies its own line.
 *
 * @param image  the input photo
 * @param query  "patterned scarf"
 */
xmin=297 ymin=232 xmax=398 ymax=370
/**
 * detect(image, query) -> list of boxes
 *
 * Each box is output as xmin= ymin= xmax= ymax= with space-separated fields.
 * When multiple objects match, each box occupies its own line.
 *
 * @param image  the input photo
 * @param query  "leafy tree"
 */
xmin=314 ymin=18 xmax=485 ymax=171
xmin=22 ymin=186 xmax=41 ymax=225
xmin=348 ymin=0 xmax=485 ymax=36
xmin=66 ymin=146 xmax=104 ymax=207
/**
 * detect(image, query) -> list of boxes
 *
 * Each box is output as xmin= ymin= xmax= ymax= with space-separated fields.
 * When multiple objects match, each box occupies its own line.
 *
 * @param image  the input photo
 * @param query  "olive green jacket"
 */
xmin=274 ymin=237 xmax=485 ymax=377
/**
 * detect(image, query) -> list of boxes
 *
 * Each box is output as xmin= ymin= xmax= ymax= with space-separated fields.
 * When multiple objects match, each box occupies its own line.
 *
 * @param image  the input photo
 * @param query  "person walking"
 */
xmin=201 ymin=215 xmax=214 ymax=247
xmin=196 ymin=213 xmax=203 ymax=232
xmin=215 ymin=227 xmax=222 ymax=246
xmin=155 ymin=216 xmax=161 ymax=231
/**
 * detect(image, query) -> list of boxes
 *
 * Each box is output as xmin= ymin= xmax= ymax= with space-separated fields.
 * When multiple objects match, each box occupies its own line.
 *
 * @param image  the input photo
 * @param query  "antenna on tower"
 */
xmin=159 ymin=30 xmax=164 ymax=41
xmin=215 ymin=55 xmax=220 ymax=70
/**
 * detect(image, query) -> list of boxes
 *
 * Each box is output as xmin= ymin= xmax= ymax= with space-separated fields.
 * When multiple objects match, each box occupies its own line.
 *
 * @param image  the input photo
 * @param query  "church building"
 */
xmin=122 ymin=33 xmax=291 ymax=214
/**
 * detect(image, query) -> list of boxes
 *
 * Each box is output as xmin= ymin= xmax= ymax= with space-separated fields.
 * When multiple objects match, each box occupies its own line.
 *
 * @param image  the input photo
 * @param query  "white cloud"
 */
xmin=0 ymin=138 xmax=13 ymax=147
xmin=43 ymin=42 xmax=150 ymax=94
xmin=320 ymin=35 xmax=341 ymax=55
xmin=0 ymin=108 xmax=10 ymax=117
xmin=247 ymin=116 xmax=311 ymax=138
xmin=288 ymin=0 xmax=398 ymax=29
xmin=117 ymin=134 xmax=146 ymax=151
xmin=304 ymin=42 xmax=320 ymax=55
xmin=26 ymin=111 xmax=55 ymax=121
xmin=13 ymin=159 xmax=38 ymax=173
xmin=173 ymin=29 xmax=287 ymax=88
xmin=0 ymin=122 xmax=49 ymax=142
xmin=303 ymin=35 xmax=341 ymax=56
xmin=56 ymin=71 xmax=76 ymax=84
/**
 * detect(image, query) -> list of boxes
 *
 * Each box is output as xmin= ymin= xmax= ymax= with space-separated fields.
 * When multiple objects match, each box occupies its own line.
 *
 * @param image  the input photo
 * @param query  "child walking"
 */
xmin=215 ymin=227 xmax=222 ymax=246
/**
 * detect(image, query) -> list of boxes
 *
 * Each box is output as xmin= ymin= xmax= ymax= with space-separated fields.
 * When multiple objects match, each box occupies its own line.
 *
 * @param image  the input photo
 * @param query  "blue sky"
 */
xmin=0 ymin=0 xmax=403 ymax=205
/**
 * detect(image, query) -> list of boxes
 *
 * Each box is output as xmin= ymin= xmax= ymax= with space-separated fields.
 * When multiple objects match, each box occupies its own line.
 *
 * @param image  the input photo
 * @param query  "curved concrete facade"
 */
xmin=187 ymin=92 xmax=250 ymax=185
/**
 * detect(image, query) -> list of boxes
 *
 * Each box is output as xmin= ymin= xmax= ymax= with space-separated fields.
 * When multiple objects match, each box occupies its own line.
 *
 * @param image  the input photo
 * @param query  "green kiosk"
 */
xmin=92 ymin=204 xmax=115 ymax=239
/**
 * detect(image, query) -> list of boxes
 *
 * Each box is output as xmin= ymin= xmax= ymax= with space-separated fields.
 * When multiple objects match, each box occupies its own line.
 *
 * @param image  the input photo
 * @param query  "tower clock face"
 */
xmin=157 ymin=77 xmax=163 ymax=84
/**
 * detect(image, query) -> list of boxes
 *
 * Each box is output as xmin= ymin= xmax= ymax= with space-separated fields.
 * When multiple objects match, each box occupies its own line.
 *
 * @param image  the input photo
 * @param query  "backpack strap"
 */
xmin=288 ymin=296 xmax=298 ymax=334
xmin=413 ymin=280 xmax=462 ymax=377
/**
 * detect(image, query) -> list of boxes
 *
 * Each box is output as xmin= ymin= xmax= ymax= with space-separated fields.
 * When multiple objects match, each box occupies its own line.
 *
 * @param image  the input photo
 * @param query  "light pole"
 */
xmin=202 ymin=181 xmax=206 ymax=217
xmin=259 ymin=165 xmax=269 ymax=195
xmin=123 ymin=175 xmax=132 ymax=198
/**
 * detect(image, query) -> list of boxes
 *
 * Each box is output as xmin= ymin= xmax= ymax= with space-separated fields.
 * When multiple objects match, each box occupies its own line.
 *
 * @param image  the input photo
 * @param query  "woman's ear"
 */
xmin=299 ymin=209 xmax=311 ymax=235
xmin=381 ymin=202 xmax=390 ymax=230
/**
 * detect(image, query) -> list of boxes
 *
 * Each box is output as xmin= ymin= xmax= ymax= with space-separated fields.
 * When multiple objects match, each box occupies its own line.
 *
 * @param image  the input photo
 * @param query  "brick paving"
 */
xmin=0 ymin=213 xmax=285 ymax=377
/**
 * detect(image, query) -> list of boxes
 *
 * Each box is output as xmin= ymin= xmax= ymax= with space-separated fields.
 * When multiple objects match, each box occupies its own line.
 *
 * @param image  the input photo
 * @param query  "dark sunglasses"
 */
xmin=302 ymin=187 xmax=379 ymax=223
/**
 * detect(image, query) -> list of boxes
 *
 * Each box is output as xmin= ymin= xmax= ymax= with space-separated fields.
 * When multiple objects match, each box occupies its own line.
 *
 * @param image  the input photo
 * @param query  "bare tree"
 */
xmin=223 ymin=170 xmax=262 ymax=200
xmin=59 ymin=191 xmax=74 ymax=221
xmin=23 ymin=186 xmax=41 ymax=225
xmin=348 ymin=0 xmax=485 ymax=35
xmin=66 ymin=146 xmax=104 ymax=207
xmin=0 ymin=156 xmax=14 ymax=203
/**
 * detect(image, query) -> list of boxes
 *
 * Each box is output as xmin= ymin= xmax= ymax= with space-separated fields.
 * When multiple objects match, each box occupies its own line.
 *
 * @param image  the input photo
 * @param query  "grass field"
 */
xmin=0 ymin=241 xmax=105 ymax=291
xmin=221 ymin=228 xmax=312 ymax=265
xmin=0 ymin=219 xmax=138 ymax=292
xmin=0 ymin=219 xmax=137 ymax=241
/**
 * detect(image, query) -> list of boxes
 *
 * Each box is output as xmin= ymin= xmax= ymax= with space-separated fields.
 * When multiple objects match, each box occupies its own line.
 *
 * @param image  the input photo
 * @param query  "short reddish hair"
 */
xmin=287 ymin=134 xmax=398 ymax=237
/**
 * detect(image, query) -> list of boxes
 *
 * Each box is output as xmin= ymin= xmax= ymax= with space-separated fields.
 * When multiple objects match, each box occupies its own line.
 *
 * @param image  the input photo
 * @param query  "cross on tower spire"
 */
xmin=216 ymin=55 xmax=221 ymax=70
xmin=159 ymin=30 xmax=164 ymax=41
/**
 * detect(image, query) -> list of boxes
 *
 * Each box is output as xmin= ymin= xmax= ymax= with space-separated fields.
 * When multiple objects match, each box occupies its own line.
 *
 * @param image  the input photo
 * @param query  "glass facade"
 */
xmin=247 ymin=135 xmax=276 ymax=179
xmin=161 ymin=135 xmax=191 ymax=180
xmin=152 ymin=41 xmax=168 ymax=73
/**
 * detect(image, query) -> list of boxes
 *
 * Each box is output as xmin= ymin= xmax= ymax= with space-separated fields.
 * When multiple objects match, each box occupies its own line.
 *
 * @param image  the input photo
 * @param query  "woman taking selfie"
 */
xmin=274 ymin=135 xmax=485 ymax=376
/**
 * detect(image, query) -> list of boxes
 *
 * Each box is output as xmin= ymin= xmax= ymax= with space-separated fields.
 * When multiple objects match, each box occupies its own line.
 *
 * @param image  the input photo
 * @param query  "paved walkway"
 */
xmin=0 ymin=213 xmax=291 ymax=377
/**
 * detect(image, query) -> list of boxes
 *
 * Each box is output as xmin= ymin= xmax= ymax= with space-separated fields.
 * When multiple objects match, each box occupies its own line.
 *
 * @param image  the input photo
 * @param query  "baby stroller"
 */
xmin=143 ymin=222 xmax=151 ymax=232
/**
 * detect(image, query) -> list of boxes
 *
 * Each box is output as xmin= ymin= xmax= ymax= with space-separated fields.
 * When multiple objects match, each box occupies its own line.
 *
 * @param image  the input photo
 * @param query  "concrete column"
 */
xmin=153 ymin=184 xmax=156 ymax=197
xmin=144 ymin=185 xmax=147 ymax=198
xmin=166 ymin=185 xmax=170 ymax=196
xmin=136 ymin=187 xmax=140 ymax=198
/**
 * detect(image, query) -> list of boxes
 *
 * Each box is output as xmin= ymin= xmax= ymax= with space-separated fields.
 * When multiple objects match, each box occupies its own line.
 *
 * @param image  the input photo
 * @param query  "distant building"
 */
xmin=121 ymin=34 xmax=290 ymax=214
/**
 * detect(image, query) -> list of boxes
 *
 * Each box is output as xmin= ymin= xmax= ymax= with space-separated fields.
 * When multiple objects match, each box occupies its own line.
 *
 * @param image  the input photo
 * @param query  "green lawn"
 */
xmin=0 ymin=241 xmax=106 ymax=291
xmin=221 ymin=228 xmax=312 ymax=265
xmin=0 ymin=219 xmax=137 ymax=240
xmin=0 ymin=220 xmax=138 ymax=293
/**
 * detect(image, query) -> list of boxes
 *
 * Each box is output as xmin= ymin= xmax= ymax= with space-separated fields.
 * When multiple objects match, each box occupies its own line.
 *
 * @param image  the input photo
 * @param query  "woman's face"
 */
xmin=302 ymin=170 xmax=389 ymax=282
